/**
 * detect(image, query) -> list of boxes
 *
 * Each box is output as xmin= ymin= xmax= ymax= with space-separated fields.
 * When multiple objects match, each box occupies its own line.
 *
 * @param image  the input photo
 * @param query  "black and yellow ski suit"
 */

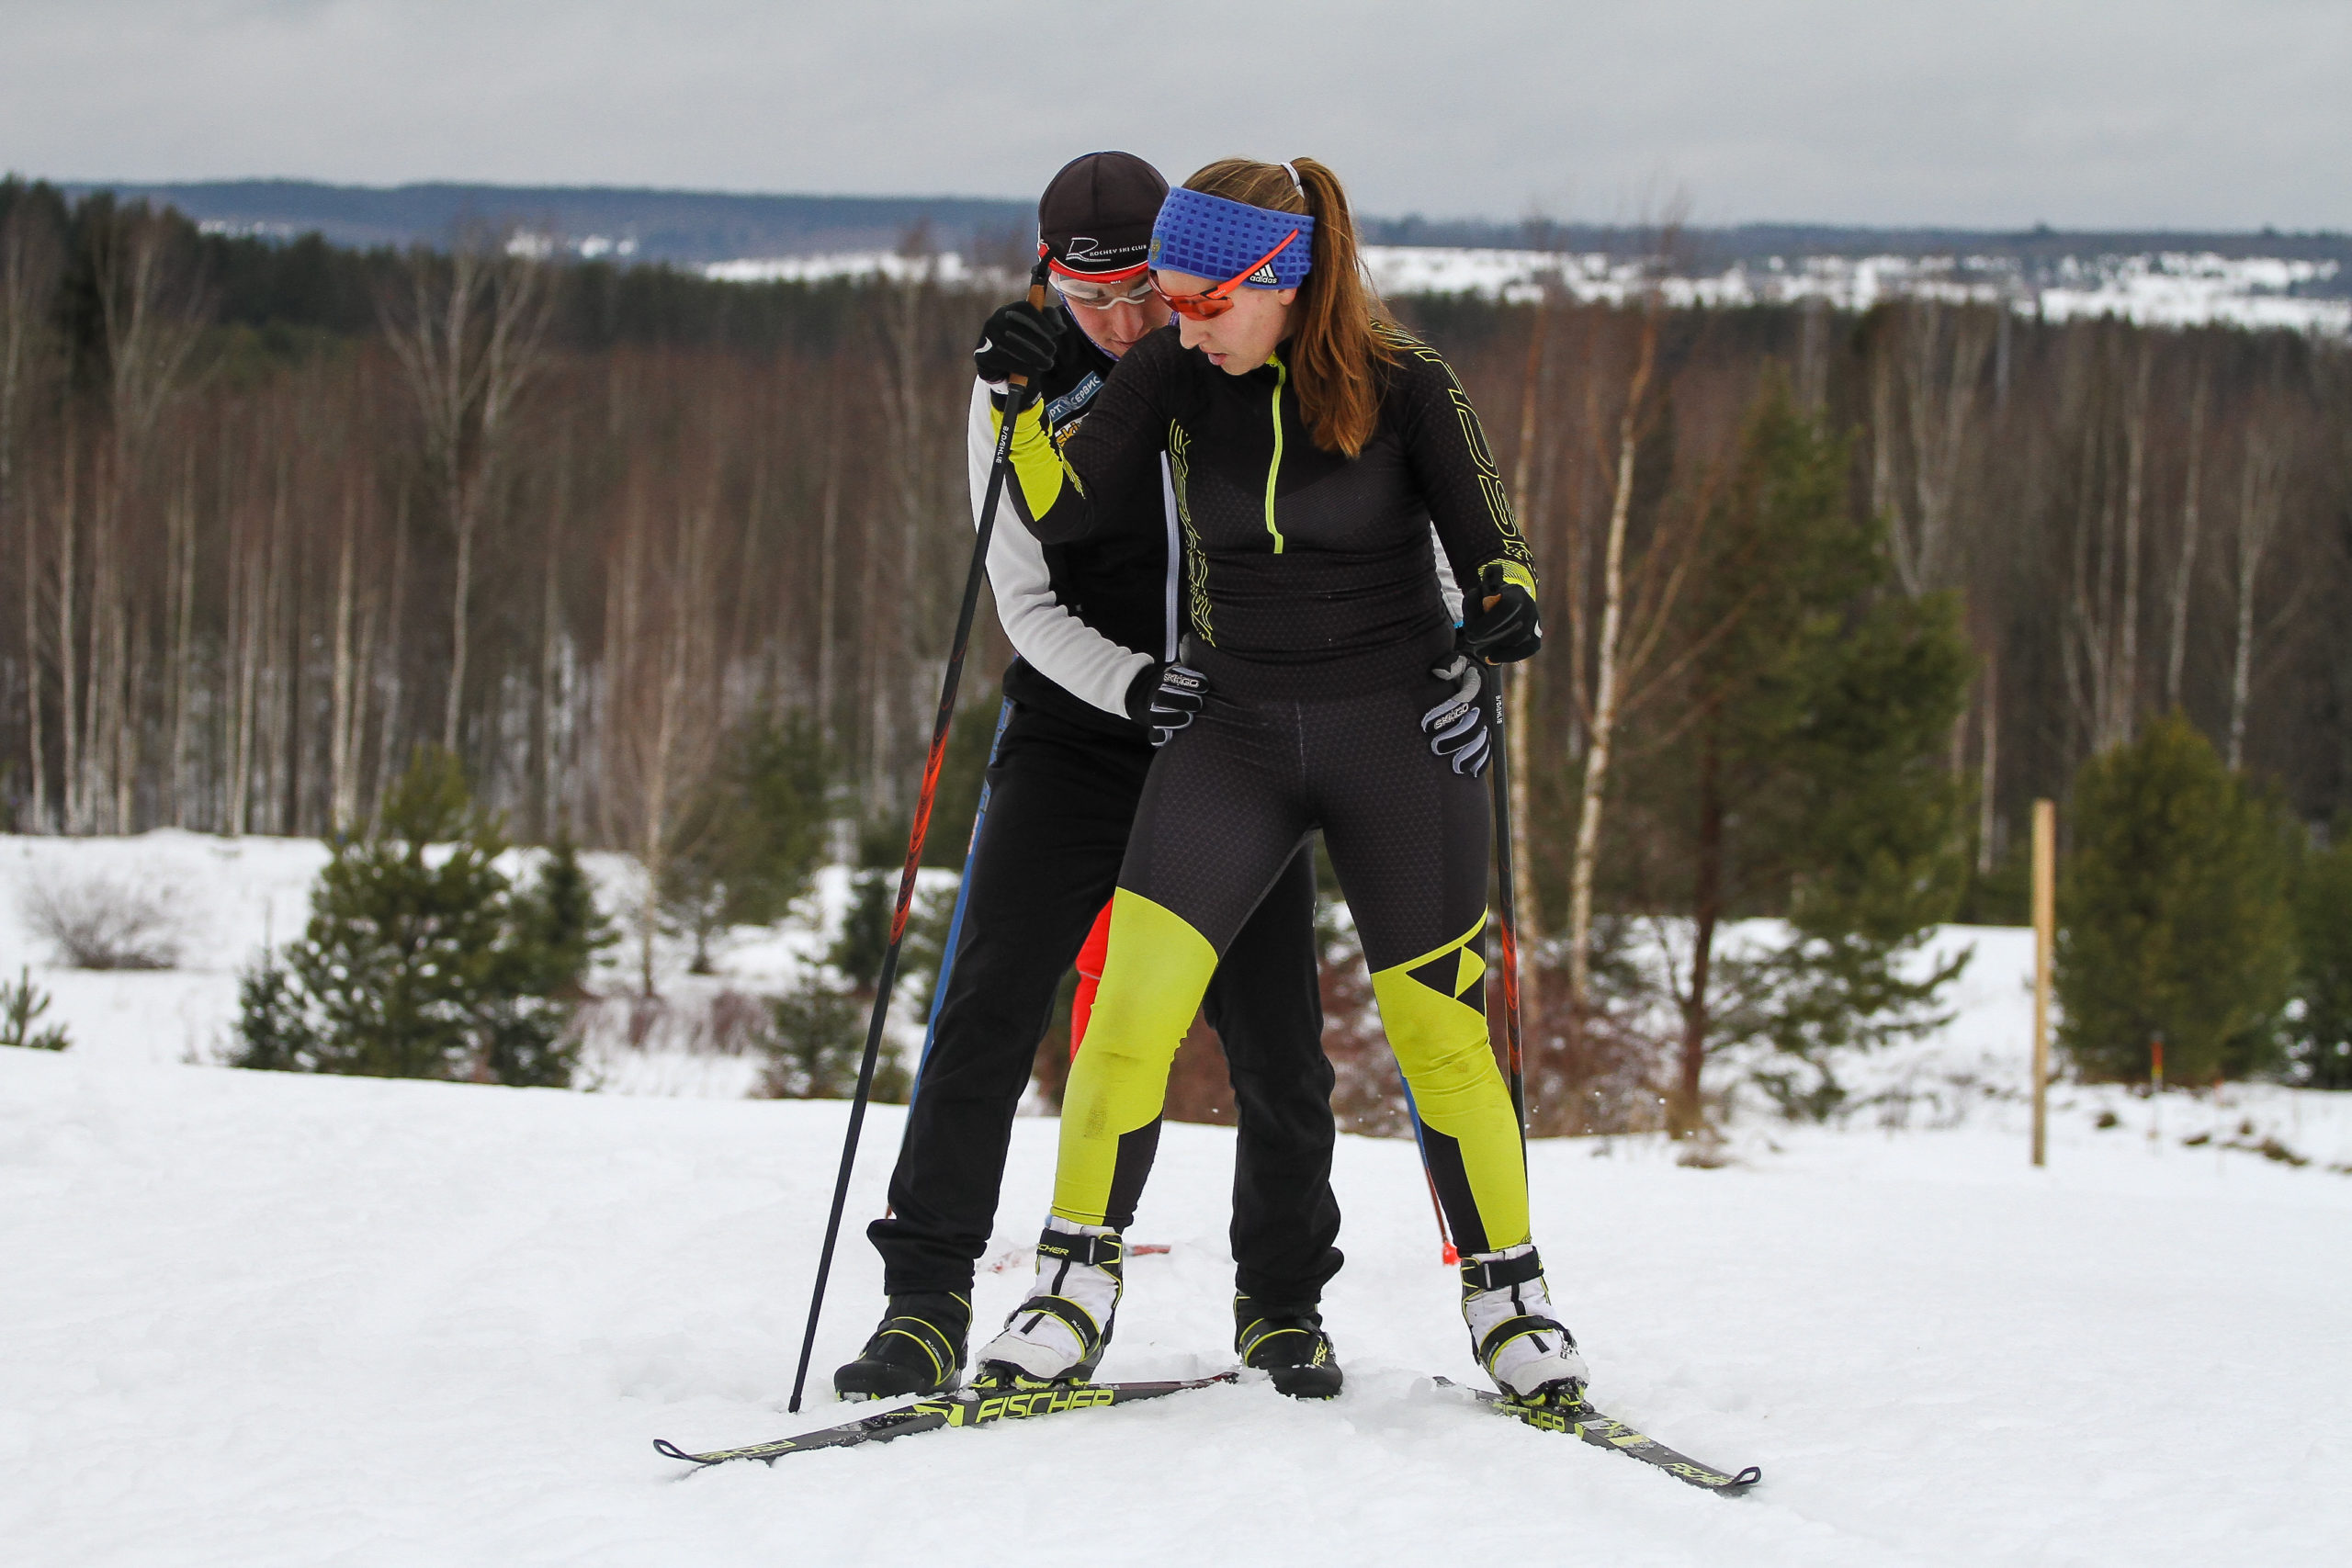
xmin=1001 ymin=321 xmax=1541 ymax=1256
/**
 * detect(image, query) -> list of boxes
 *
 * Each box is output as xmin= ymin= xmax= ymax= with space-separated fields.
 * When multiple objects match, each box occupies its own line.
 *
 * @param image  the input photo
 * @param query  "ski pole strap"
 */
xmin=1460 ymin=1247 xmax=1544 ymax=1293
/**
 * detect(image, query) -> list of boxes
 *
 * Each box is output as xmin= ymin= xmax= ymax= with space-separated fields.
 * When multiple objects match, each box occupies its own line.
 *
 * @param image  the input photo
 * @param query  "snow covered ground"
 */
xmin=4 ymin=832 xmax=2349 ymax=1564
xmin=5 ymin=1051 xmax=2348 ymax=1567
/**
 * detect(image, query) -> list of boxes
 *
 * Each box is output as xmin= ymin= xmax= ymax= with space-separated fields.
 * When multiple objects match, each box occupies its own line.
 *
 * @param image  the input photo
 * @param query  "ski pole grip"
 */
xmin=1006 ymin=258 xmax=1051 ymax=392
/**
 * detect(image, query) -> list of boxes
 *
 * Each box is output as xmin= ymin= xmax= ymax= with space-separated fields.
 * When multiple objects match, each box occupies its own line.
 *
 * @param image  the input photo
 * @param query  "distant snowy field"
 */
xmin=4 ymin=831 xmax=2350 ymax=1566
xmin=702 ymin=246 xmax=2351 ymax=336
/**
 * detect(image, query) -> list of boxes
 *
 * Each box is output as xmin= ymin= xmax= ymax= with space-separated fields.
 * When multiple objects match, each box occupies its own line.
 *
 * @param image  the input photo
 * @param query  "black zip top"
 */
xmin=1001 ymin=321 xmax=1536 ymax=698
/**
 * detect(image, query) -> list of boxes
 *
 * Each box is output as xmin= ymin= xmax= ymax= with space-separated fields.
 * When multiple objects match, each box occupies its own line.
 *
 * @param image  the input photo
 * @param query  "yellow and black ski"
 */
xmin=654 ymin=1372 xmax=1238 ymax=1469
xmin=1433 ymin=1378 xmax=1761 ymax=1494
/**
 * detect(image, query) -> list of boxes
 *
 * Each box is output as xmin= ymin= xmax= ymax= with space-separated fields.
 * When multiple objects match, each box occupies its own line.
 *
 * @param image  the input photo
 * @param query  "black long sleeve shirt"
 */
xmin=1002 ymin=321 xmax=1535 ymax=698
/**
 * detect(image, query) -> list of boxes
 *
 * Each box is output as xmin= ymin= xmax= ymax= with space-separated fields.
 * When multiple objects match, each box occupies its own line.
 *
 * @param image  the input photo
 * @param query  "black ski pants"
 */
xmin=866 ymin=698 xmax=1342 ymax=1310
xmin=1051 ymin=648 xmax=1527 ymax=1258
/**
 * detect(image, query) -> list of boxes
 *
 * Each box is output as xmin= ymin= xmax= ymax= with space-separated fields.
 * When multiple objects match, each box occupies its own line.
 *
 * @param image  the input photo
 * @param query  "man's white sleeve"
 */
xmin=967 ymin=380 xmax=1156 ymax=719
xmin=1430 ymin=523 xmax=1464 ymax=622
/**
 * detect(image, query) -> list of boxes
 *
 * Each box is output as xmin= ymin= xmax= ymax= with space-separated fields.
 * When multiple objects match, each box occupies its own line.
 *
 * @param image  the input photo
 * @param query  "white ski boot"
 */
xmin=976 ymin=1218 xmax=1124 ymax=1385
xmin=1461 ymin=1244 xmax=1589 ymax=1399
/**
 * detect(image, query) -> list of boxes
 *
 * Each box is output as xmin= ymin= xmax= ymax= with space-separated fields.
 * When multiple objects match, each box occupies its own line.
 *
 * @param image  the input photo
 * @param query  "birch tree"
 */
xmin=379 ymin=237 xmax=554 ymax=756
xmin=1 ymin=193 xmax=62 ymax=830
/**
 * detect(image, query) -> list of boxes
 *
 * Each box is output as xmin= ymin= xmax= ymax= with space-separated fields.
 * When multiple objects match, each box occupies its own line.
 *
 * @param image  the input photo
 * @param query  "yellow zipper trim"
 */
xmin=1263 ymin=355 xmax=1287 ymax=554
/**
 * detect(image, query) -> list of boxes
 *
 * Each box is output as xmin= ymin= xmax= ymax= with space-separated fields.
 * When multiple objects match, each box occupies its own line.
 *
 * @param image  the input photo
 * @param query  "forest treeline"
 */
xmin=4 ymin=179 xmax=2348 ymax=1112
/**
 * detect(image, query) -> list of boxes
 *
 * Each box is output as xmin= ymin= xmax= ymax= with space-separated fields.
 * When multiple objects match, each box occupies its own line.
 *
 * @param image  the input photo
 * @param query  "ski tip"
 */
xmin=1719 ymin=1465 xmax=1763 ymax=1492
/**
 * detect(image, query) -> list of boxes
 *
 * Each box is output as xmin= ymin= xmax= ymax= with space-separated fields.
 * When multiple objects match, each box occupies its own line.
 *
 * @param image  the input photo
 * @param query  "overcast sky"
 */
xmin=6 ymin=0 xmax=2346 ymax=230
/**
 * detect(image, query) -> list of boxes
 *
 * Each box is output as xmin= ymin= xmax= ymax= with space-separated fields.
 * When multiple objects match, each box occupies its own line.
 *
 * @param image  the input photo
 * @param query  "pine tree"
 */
xmin=2056 ymin=713 xmax=2297 ymax=1083
xmin=661 ymin=712 xmax=835 ymax=972
xmin=0 ymin=967 xmax=70 ymax=1051
xmin=1625 ymin=372 xmax=1973 ymax=1128
xmin=758 ymin=819 xmax=940 ymax=1105
xmin=232 ymin=750 xmax=607 ymax=1086
xmin=514 ymin=830 xmax=616 ymax=1002
xmin=485 ymin=832 xmax=615 ymax=1087
xmin=229 ymin=951 xmax=311 ymax=1069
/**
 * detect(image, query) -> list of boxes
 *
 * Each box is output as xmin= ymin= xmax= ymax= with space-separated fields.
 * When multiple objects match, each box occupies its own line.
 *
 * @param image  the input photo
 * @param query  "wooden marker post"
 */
xmin=2030 ymin=799 xmax=2055 ymax=1168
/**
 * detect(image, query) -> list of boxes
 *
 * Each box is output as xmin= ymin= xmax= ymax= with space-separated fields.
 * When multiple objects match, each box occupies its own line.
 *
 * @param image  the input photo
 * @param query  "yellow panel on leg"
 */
xmin=1050 ymin=890 xmax=1219 ymax=1226
xmin=1371 ymin=926 xmax=1531 ymax=1249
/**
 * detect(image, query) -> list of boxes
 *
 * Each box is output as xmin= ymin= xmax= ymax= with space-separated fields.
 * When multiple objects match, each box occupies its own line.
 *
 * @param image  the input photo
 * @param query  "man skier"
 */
xmin=835 ymin=151 xmax=1352 ymax=1401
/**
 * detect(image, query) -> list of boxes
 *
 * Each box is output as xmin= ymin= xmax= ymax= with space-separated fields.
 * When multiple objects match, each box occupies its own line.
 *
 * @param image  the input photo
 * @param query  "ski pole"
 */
xmin=876 ymin=695 xmax=1013 ymax=1222
xmin=1478 ymin=567 xmax=1526 ymax=1144
xmin=902 ymin=695 xmax=1015 ymax=1117
xmin=786 ymin=265 xmax=1048 ymax=1415
xmin=1397 ymin=1074 xmax=1461 ymax=1266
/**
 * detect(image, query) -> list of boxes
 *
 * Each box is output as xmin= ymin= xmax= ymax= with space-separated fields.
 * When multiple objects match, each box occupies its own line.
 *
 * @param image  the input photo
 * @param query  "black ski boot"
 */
xmin=832 ymin=1292 xmax=970 ymax=1402
xmin=1235 ymin=1293 xmax=1343 ymax=1400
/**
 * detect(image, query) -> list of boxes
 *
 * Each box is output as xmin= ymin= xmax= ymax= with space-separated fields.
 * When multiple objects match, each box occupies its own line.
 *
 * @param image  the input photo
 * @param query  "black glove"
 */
xmin=1124 ymin=661 xmax=1209 ymax=748
xmin=1461 ymin=562 xmax=1542 ymax=664
xmin=1422 ymin=655 xmax=1492 ymax=777
xmin=974 ymin=300 xmax=1064 ymax=384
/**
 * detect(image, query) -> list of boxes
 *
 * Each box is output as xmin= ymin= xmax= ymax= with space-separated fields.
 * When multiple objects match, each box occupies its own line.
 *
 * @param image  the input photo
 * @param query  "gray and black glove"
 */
xmin=1125 ymin=661 xmax=1209 ymax=748
xmin=974 ymin=299 xmax=1064 ymax=384
xmin=1422 ymin=654 xmax=1491 ymax=777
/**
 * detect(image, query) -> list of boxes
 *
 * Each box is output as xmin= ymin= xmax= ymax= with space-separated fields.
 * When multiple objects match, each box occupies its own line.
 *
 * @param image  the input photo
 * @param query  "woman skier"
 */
xmin=968 ymin=156 xmax=1585 ymax=1403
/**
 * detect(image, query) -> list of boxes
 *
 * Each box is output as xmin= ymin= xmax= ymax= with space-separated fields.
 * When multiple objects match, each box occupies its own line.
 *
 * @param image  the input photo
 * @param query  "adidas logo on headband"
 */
xmin=1247 ymin=264 xmax=1279 ymax=286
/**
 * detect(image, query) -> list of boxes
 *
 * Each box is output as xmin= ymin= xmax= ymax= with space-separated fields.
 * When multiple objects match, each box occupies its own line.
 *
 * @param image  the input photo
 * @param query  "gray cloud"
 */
xmin=6 ymin=0 xmax=2346 ymax=228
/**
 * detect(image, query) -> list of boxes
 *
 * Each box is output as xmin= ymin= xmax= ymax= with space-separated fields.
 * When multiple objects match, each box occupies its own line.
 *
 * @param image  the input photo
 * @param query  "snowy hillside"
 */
xmin=3 ymin=830 xmax=2350 ymax=1563
xmin=1358 ymin=246 xmax=2351 ymax=334
xmin=698 ymin=246 xmax=2352 ymax=336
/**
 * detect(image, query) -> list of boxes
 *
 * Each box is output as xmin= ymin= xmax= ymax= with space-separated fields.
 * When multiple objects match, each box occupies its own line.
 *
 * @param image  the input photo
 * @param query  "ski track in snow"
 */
xmin=3 ymin=831 xmax=2349 ymax=1565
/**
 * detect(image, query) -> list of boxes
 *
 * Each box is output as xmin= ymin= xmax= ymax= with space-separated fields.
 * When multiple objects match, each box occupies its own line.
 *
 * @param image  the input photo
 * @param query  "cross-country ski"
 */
xmin=656 ymin=1373 xmax=1238 ymax=1468
xmin=660 ymin=1371 xmax=1758 ymax=1495
xmin=1430 ymin=1378 xmax=1760 ymax=1493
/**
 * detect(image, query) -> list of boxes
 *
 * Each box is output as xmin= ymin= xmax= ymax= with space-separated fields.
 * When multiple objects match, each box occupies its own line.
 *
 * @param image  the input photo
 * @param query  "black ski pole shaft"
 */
xmin=786 ymin=270 xmax=1046 ymax=1415
xmin=1489 ymin=660 xmax=1525 ymax=1142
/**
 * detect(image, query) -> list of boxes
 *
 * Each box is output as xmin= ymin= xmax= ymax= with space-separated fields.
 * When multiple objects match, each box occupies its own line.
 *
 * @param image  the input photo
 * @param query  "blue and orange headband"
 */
xmin=1148 ymin=186 xmax=1316 ymax=289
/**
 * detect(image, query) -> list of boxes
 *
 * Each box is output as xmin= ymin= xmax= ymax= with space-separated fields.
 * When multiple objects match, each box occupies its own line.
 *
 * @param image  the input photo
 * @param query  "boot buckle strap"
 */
xmin=1013 ymin=1293 xmax=1105 ymax=1357
xmin=1476 ymin=1313 xmax=1569 ymax=1368
xmin=1460 ymin=1248 xmax=1544 ymax=1294
xmin=1036 ymin=1230 xmax=1123 ymax=1269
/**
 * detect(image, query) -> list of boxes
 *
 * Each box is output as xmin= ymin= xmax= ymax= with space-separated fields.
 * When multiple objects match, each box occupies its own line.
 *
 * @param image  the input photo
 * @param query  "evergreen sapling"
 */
xmin=232 ymin=750 xmax=610 ymax=1085
xmin=2056 ymin=713 xmax=2297 ymax=1084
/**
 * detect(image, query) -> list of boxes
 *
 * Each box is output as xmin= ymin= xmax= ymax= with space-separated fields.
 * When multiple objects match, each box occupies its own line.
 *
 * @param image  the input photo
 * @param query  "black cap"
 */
xmin=1038 ymin=151 xmax=1168 ymax=276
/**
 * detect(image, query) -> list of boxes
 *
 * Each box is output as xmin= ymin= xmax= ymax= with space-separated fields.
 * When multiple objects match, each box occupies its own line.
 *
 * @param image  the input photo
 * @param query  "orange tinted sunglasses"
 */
xmin=1150 ymin=230 xmax=1302 ymax=320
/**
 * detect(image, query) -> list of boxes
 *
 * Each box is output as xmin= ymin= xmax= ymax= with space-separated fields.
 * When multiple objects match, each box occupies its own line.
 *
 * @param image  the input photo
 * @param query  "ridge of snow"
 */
xmin=693 ymin=246 xmax=2350 ymax=335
